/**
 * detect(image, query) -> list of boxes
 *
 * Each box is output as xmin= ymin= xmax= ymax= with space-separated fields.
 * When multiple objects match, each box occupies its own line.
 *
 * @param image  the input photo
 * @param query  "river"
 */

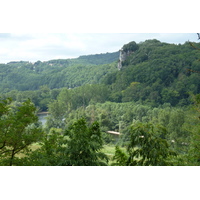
xmin=38 ymin=112 xmax=49 ymax=126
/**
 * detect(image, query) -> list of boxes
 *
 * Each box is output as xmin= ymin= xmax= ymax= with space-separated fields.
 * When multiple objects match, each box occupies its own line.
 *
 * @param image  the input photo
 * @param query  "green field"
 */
xmin=101 ymin=145 xmax=126 ymax=165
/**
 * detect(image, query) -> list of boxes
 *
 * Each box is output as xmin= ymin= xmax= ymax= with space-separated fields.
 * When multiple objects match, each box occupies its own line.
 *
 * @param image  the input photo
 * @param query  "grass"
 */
xmin=101 ymin=144 xmax=126 ymax=165
xmin=30 ymin=142 xmax=41 ymax=151
xmin=15 ymin=143 xmax=125 ymax=165
xmin=15 ymin=142 xmax=42 ymax=159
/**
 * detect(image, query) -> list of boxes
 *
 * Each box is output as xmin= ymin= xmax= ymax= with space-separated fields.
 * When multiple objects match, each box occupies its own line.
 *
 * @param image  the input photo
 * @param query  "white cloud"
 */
xmin=0 ymin=33 xmax=198 ymax=63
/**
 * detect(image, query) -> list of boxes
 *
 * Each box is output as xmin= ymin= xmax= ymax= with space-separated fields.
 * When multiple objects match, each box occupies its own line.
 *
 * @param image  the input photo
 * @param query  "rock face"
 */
xmin=117 ymin=41 xmax=139 ymax=70
xmin=117 ymin=49 xmax=133 ymax=70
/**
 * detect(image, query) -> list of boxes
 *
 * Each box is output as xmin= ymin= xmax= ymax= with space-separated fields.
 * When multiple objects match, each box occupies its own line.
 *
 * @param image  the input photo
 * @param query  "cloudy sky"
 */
xmin=0 ymin=33 xmax=198 ymax=64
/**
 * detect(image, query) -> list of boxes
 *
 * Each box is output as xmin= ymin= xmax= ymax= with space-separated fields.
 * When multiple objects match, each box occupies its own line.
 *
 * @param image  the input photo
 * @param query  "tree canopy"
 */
xmin=122 ymin=41 xmax=139 ymax=52
xmin=0 ymin=98 xmax=43 ymax=165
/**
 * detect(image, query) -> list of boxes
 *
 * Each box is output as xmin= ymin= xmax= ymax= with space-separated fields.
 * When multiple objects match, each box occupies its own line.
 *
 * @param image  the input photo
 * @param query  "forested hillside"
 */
xmin=103 ymin=39 xmax=200 ymax=106
xmin=0 ymin=51 xmax=119 ymax=92
xmin=1 ymin=39 xmax=200 ymax=166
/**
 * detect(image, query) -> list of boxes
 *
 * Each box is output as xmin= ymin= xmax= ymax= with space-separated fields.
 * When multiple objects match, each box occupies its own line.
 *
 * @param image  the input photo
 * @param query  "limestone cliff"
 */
xmin=117 ymin=49 xmax=133 ymax=70
xmin=117 ymin=41 xmax=139 ymax=70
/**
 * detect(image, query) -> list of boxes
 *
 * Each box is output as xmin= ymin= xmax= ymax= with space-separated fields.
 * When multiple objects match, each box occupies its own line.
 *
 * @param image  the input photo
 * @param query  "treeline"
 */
xmin=0 ymin=85 xmax=61 ymax=111
xmin=0 ymin=52 xmax=119 ymax=92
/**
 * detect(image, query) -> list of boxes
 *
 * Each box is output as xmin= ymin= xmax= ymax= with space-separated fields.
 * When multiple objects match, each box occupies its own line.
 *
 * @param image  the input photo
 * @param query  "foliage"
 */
xmin=127 ymin=123 xmax=177 ymax=165
xmin=0 ymin=52 xmax=118 ymax=93
xmin=113 ymin=123 xmax=177 ymax=166
xmin=58 ymin=118 xmax=108 ymax=166
xmin=46 ymin=84 xmax=111 ymax=130
xmin=1 ymin=40 xmax=200 ymax=110
xmin=0 ymin=98 xmax=43 ymax=165
xmin=22 ymin=118 xmax=108 ymax=166
xmin=112 ymin=146 xmax=128 ymax=166
xmin=107 ymin=40 xmax=200 ymax=106
xmin=77 ymin=52 xmax=119 ymax=65
xmin=186 ymin=94 xmax=200 ymax=165
xmin=188 ymin=123 xmax=200 ymax=165
xmin=122 ymin=41 xmax=139 ymax=52
xmin=21 ymin=133 xmax=64 ymax=166
xmin=1 ymin=38 xmax=200 ymax=166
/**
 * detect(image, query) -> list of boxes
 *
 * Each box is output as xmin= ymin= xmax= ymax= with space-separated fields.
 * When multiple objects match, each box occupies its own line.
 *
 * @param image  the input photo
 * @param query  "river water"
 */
xmin=38 ymin=113 xmax=49 ymax=126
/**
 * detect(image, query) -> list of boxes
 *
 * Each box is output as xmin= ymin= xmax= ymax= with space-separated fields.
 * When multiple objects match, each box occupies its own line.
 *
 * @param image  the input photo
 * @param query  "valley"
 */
xmin=1 ymin=39 xmax=200 ymax=166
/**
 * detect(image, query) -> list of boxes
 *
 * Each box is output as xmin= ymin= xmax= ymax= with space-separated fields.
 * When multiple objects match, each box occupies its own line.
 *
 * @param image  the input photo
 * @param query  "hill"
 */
xmin=0 ymin=51 xmax=119 ymax=92
xmin=0 ymin=39 xmax=200 ymax=107
xmin=103 ymin=39 xmax=200 ymax=106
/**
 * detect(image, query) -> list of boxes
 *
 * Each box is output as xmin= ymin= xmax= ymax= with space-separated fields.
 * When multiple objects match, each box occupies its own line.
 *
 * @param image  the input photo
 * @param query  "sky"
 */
xmin=0 ymin=33 xmax=199 ymax=64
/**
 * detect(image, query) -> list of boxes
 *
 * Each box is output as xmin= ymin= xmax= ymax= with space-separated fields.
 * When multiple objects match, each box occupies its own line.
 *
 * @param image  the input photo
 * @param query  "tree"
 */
xmin=58 ymin=118 xmax=108 ymax=166
xmin=112 ymin=146 xmax=128 ymax=166
xmin=127 ymin=123 xmax=177 ymax=166
xmin=113 ymin=122 xmax=176 ymax=166
xmin=122 ymin=41 xmax=139 ymax=52
xmin=187 ymin=94 xmax=200 ymax=165
xmin=186 ymin=33 xmax=200 ymax=165
xmin=21 ymin=130 xmax=64 ymax=166
xmin=0 ymin=98 xmax=43 ymax=166
xmin=24 ymin=118 xmax=108 ymax=166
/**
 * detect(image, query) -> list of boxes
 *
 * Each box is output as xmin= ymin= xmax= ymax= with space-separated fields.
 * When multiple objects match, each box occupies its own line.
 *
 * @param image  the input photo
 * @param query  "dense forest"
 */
xmin=0 ymin=38 xmax=200 ymax=166
xmin=0 ymin=52 xmax=119 ymax=92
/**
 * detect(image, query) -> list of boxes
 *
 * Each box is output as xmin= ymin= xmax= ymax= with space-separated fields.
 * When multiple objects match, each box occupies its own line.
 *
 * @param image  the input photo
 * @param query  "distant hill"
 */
xmin=77 ymin=52 xmax=120 ymax=65
xmin=46 ymin=51 xmax=119 ymax=66
xmin=0 ymin=51 xmax=119 ymax=92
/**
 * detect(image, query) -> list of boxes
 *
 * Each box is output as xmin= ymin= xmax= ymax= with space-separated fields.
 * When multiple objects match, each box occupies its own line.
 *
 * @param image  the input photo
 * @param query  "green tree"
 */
xmin=161 ymin=88 xmax=180 ymax=106
xmin=113 ymin=122 xmax=176 ymax=166
xmin=112 ymin=146 xmax=128 ymax=166
xmin=58 ymin=118 xmax=108 ymax=166
xmin=187 ymin=94 xmax=200 ymax=165
xmin=24 ymin=118 xmax=108 ymax=166
xmin=22 ymin=131 xmax=64 ymax=166
xmin=123 ymin=41 xmax=139 ymax=52
xmin=0 ymin=98 xmax=43 ymax=166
